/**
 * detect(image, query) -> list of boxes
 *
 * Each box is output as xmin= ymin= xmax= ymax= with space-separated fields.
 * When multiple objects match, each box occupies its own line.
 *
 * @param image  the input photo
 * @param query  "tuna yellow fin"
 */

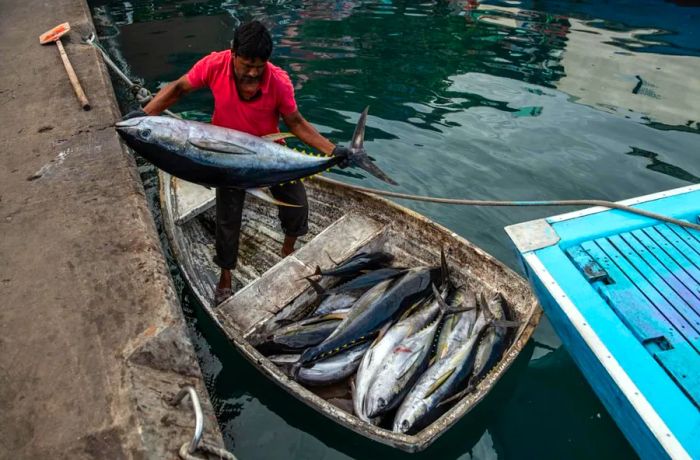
xmin=262 ymin=132 xmax=295 ymax=142
xmin=321 ymin=312 xmax=350 ymax=321
xmin=423 ymin=367 xmax=455 ymax=399
xmin=246 ymin=188 xmax=301 ymax=207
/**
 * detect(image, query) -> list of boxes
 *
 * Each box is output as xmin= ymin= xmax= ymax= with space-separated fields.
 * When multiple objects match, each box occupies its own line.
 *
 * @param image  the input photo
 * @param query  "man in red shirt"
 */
xmin=136 ymin=21 xmax=348 ymax=305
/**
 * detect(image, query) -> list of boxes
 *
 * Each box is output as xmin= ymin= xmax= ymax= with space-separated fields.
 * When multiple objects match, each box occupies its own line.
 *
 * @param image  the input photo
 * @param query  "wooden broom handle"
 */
xmin=55 ymin=39 xmax=90 ymax=110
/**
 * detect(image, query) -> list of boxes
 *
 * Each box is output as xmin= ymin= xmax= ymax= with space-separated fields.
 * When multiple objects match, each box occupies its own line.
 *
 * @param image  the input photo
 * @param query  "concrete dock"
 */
xmin=0 ymin=0 xmax=225 ymax=457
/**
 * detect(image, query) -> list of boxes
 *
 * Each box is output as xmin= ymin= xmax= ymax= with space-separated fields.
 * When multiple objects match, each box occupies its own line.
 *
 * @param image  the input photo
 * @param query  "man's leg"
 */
xmin=213 ymin=187 xmax=246 ymax=304
xmin=270 ymin=181 xmax=309 ymax=256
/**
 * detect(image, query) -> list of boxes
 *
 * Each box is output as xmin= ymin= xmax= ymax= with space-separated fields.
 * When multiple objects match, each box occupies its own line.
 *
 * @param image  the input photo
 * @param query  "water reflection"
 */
xmin=90 ymin=0 xmax=700 ymax=458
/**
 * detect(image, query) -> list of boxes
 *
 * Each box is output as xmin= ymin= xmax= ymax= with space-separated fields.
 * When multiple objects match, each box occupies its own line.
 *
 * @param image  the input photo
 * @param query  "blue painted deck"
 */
xmin=505 ymin=185 xmax=700 ymax=460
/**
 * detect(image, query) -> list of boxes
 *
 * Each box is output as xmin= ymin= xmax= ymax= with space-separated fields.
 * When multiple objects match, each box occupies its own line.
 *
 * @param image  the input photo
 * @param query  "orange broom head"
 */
xmin=39 ymin=22 xmax=71 ymax=44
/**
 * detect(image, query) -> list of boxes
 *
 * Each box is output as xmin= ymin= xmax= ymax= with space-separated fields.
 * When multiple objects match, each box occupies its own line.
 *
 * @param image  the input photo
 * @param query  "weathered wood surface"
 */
xmin=217 ymin=213 xmax=385 ymax=336
xmin=171 ymin=177 xmax=215 ymax=224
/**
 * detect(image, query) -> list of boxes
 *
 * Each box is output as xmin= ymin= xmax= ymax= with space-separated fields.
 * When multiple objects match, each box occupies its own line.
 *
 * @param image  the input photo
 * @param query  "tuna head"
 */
xmin=394 ymin=399 xmax=430 ymax=434
xmin=115 ymin=116 xmax=188 ymax=160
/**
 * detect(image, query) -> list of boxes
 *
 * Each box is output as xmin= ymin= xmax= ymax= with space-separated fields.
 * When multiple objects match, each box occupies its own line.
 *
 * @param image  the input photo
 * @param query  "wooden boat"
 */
xmin=160 ymin=172 xmax=541 ymax=452
xmin=505 ymin=185 xmax=700 ymax=460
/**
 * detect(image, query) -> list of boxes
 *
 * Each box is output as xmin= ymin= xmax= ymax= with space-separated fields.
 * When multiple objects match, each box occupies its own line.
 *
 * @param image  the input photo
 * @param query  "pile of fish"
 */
xmin=255 ymin=249 xmax=519 ymax=434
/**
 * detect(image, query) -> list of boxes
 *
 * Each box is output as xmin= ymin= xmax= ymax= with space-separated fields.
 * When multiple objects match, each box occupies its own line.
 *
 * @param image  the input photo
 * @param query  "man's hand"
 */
xmin=121 ymin=108 xmax=147 ymax=120
xmin=332 ymin=145 xmax=352 ymax=168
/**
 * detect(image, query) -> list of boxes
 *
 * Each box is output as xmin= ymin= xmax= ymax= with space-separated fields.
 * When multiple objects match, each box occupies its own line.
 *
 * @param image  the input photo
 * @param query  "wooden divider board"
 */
xmin=170 ymin=177 xmax=216 ymax=225
xmin=215 ymin=212 xmax=387 ymax=336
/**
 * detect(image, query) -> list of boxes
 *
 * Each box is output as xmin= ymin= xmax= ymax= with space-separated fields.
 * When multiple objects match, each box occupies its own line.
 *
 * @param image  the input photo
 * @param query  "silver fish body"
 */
xmin=257 ymin=310 xmax=347 ymax=354
xmin=470 ymin=293 xmax=511 ymax=385
xmin=299 ymin=267 xmax=438 ymax=365
xmin=393 ymin=309 xmax=490 ymax=434
xmin=296 ymin=341 xmax=371 ymax=386
xmin=312 ymin=292 xmax=360 ymax=316
xmin=352 ymin=297 xmax=432 ymax=423
xmin=435 ymin=287 xmax=478 ymax=361
xmin=363 ymin=289 xmax=449 ymax=418
xmin=364 ymin=325 xmax=435 ymax=419
xmin=115 ymin=107 xmax=397 ymax=188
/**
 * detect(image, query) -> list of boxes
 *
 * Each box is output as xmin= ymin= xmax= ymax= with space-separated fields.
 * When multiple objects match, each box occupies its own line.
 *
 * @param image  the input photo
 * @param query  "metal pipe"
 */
xmin=170 ymin=386 xmax=203 ymax=454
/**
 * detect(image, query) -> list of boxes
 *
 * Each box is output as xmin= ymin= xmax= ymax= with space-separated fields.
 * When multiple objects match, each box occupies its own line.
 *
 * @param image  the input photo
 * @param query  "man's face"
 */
xmin=232 ymin=53 xmax=266 ymax=99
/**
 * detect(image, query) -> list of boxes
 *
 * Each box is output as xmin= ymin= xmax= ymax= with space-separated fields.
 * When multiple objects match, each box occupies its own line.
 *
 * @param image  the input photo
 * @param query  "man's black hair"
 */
xmin=232 ymin=20 xmax=273 ymax=61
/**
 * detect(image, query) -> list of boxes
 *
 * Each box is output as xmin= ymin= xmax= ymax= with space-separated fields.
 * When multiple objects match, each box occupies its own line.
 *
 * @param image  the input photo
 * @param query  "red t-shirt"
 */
xmin=186 ymin=50 xmax=297 ymax=136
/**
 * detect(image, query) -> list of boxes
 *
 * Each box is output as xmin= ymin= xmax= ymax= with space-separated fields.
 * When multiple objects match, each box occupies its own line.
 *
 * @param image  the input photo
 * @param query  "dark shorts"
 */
xmin=213 ymin=182 xmax=309 ymax=269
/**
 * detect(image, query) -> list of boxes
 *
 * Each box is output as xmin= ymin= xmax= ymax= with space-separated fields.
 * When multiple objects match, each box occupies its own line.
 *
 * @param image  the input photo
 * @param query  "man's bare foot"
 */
xmin=214 ymin=268 xmax=233 ymax=306
xmin=218 ymin=268 xmax=232 ymax=290
xmin=214 ymin=287 xmax=233 ymax=306
xmin=282 ymin=235 xmax=297 ymax=257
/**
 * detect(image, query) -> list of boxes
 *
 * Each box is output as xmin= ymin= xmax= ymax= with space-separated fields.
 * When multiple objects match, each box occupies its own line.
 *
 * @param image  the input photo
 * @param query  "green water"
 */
xmin=89 ymin=1 xmax=700 ymax=458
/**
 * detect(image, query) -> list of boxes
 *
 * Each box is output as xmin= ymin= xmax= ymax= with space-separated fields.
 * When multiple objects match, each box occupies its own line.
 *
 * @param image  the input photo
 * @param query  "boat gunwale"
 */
xmin=159 ymin=173 xmax=542 ymax=452
xmin=546 ymin=184 xmax=700 ymax=224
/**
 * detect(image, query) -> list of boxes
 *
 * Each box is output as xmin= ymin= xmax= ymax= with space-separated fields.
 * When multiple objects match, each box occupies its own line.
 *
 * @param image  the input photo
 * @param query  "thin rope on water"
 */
xmin=85 ymin=33 xmax=700 ymax=233
xmin=319 ymin=177 xmax=700 ymax=232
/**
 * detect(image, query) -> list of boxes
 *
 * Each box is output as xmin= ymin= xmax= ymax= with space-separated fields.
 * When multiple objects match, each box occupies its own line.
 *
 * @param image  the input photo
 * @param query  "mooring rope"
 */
xmin=84 ymin=33 xmax=179 ymax=118
xmin=85 ymin=33 xmax=700 ymax=233
xmin=320 ymin=177 xmax=700 ymax=231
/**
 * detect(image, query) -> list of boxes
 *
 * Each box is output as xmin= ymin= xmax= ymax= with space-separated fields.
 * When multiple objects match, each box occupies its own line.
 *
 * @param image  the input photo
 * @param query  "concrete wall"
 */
xmin=0 ymin=0 xmax=224 ymax=457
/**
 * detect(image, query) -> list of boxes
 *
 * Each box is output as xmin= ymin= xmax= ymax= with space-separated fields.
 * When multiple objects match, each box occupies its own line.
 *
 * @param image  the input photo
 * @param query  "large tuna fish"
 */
xmin=115 ymin=107 xmax=396 ymax=202
xmin=307 ymin=251 xmax=394 ymax=278
xmin=352 ymin=297 xmax=432 ymax=423
xmin=393 ymin=306 xmax=490 ymax=434
xmin=325 ymin=268 xmax=407 ymax=296
xmin=363 ymin=285 xmax=453 ymax=419
xmin=296 ymin=341 xmax=372 ymax=387
xmin=435 ymin=286 xmax=478 ymax=360
xmin=256 ymin=310 xmax=348 ymax=355
xmin=469 ymin=293 xmax=515 ymax=386
xmin=297 ymin=267 xmax=439 ymax=366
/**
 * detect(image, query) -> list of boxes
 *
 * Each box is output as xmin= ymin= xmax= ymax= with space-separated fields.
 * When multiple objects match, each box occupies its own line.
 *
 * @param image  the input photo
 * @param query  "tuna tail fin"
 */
xmin=344 ymin=107 xmax=398 ymax=186
xmin=431 ymin=283 xmax=472 ymax=316
xmin=306 ymin=277 xmax=327 ymax=296
xmin=440 ymin=247 xmax=453 ymax=290
xmin=300 ymin=266 xmax=322 ymax=281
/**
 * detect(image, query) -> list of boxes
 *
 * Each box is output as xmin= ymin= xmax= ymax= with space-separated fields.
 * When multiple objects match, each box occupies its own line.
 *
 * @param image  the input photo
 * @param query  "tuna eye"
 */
xmin=140 ymin=128 xmax=151 ymax=139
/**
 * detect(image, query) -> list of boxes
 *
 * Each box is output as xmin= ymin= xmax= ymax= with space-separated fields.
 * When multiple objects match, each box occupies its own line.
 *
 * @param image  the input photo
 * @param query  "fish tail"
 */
xmin=440 ymin=247 xmax=452 ymax=289
xmin=306 ymin=277 xmax=326 ymax=296
xmin=341 ymin=107 xmax=398 ymax=186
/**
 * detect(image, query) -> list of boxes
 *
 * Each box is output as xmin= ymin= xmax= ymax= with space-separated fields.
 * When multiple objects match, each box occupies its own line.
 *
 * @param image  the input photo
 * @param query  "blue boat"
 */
xmin=505 ymin=185 xmax=700 ymax=460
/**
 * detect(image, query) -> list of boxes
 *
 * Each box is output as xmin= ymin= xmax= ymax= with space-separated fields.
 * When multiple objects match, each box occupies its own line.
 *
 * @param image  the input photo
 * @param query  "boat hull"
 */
xmin=160 ymin=172 xmax=541 ymax=452
xmin=506 ymin=185 xmax=700 ymax=460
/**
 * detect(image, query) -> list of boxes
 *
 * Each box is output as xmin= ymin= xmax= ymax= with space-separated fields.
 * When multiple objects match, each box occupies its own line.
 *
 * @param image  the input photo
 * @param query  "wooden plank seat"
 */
xmin=215 ymin=212 xmax=387 ymax=336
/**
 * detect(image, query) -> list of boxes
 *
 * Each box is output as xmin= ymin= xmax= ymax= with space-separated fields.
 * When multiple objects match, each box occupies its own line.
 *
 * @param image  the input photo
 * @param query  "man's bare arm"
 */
xmin=282 ymin=110 xmax=336 ymax=156
xmin=143 ymin=75 xmax=197 ymax=115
